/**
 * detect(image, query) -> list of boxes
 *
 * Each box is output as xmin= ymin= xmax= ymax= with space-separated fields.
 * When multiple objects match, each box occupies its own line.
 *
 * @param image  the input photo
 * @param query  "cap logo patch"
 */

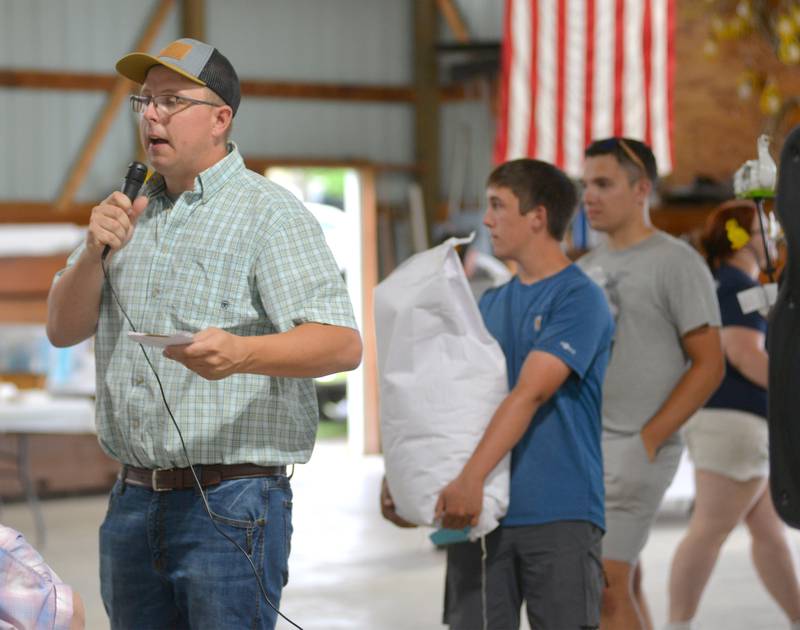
xmin=159 ymin=41 xmax=192 ymax=60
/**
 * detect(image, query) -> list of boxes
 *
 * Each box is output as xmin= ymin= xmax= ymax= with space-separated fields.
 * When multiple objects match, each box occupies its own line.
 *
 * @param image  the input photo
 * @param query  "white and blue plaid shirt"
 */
xmin=58 ymin=145 xmax=357 ymax=468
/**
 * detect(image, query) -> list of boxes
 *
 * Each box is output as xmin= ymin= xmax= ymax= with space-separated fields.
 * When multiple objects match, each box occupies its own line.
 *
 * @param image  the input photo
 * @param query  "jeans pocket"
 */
xmin=205 ymin=478 xmax=267 ymax=553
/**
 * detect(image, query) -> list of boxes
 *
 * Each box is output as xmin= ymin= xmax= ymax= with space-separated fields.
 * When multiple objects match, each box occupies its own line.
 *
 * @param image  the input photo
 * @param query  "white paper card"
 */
xmin=127 ymin=332 xmax=194 ymax=348
xmin=736 ymin=283 xmax=778 ymax=315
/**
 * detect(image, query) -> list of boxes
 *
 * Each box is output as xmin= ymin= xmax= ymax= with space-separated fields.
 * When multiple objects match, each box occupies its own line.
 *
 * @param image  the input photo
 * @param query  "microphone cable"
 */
xmin=100 ymin=254 xmax=303 ymax=630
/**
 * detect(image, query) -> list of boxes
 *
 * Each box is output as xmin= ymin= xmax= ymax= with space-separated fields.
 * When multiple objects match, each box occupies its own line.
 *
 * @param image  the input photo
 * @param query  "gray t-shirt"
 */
xmin=577 ymin=231 xmax=721 ymax=434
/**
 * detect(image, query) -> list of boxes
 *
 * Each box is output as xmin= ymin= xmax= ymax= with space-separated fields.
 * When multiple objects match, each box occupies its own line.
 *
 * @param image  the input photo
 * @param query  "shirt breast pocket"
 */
xmin=523 ymin=304 xmax=551 ymax=353
xmin=169 ymin=247 xmax=250 ymax=330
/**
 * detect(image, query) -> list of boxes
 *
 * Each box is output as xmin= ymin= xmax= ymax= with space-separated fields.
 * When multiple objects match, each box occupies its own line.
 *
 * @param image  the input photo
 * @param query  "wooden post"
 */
xmin=359 ymin=168 xmax=382 ymax=455
xmin=181 ymin=0 xmax=205 ymax=40
xmin=54 ymin=0 xmax=174 ymax=212
xmin=414 ymin=0 xmax=441 ymax=234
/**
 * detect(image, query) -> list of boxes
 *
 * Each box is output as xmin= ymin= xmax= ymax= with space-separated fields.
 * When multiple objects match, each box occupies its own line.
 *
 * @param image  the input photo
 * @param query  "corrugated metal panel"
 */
xmin=440 ymin=100 xmax=496 ymax=209
xmin=0 ymin=0 xmax=417 ymax=203
xmin=236 ymin=99 xmax=414 ymax=165
xmin=0 ymin=0 xmax=179 ymax=71
xmin=207 ymin=0 xmax=412 ymax=85
xmin=0 ymin=0 xmax=180 ymax=201
xmin=0 ymin=88 xmax=142 ymax=200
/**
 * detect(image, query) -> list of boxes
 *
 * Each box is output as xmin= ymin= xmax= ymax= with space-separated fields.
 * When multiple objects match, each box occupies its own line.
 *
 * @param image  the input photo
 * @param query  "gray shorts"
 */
xmin=602 ymin=431 xmax=683 ymax=563
xmin=443 ymin=521 xmax=603 ymax=630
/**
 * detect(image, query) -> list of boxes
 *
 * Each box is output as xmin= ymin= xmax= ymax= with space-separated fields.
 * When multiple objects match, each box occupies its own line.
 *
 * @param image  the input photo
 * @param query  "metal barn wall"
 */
xmin=0 ymin=0 xmax=503 ymax=214
xmin=0 ymin=0 xmax=414 ymax=203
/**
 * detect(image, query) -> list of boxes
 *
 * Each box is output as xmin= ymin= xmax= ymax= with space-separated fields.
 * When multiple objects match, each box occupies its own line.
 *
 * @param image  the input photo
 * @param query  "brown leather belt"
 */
xmin=121 ymin=463 xmax=287 ymax=492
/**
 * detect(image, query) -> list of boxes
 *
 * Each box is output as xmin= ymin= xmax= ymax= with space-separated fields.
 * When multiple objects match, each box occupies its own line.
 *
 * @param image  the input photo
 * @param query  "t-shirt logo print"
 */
xmin=560 ymin=341 xmax=577 ymax=356
xmin=585 ymin=266 xmax=625 ymax=321
xmin=533 ymin=315 xmax=543 ymax=332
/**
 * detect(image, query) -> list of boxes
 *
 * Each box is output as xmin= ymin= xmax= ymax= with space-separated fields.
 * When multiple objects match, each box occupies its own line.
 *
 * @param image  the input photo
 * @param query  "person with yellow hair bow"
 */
xmin=666 ymin=201 xmax=800 ymax=630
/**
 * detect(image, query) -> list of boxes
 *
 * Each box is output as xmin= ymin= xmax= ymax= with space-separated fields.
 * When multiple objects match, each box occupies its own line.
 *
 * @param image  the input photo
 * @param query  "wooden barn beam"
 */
xmin=414 ymin=0 xmax=441 ymax=234
xmin=181 ymin=0 xmax=205 ymax=40
xmin=436 ymin=0 xmax=470 ymax=43
xmin=0 ymin=70 xmax=472 ymax=103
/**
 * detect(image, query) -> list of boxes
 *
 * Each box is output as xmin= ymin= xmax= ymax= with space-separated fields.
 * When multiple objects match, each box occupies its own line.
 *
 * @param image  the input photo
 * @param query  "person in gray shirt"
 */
xmin=577 ymin=138 xmax=724 ymax=630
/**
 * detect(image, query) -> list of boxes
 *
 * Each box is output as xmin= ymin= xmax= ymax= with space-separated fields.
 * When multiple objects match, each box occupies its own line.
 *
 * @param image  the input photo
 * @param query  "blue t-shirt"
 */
xmin=479 ymin=264 xmax=614 ymax=530
xmin=706 ymin=264 xmax=768 ymax=418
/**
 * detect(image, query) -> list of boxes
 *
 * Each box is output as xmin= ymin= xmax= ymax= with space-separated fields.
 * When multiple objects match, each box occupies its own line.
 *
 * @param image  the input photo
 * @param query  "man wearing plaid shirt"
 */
xmin=46 ymin=39 xmax=361 ymax=629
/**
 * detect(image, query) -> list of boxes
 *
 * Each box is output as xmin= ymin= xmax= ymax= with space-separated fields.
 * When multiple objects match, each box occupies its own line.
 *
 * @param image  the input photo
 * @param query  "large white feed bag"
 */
xmin=375 ymin=236 xmax=509 ymax=539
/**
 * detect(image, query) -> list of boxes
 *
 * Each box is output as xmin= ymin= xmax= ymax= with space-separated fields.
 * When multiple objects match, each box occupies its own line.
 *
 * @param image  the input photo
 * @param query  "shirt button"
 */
xmin=152 ymin=287 xmax=160 ymax=298
xmin=135 ymin=377 xmax=145 ymax=387
xmin=130 ymin=418 xmax=140 ymax=430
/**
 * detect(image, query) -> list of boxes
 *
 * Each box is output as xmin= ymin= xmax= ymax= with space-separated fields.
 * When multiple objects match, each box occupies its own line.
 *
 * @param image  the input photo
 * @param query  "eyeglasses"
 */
xmin=130 ymin=93 xmax=223 ymax=118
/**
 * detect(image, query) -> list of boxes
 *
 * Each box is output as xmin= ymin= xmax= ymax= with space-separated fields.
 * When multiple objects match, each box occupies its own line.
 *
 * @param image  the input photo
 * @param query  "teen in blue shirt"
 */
xmin=435 ymin=159 xmax=614 ymax=629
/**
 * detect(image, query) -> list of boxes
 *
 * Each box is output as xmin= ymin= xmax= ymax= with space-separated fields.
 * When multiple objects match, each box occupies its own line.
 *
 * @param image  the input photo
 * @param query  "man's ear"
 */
xmin=212 ymin=106 xmax=233 ymax=140
xmin=526 ymin=205 xmax=548 ymax=233
xmin=634 ymin=177 xmax=653 ymax=203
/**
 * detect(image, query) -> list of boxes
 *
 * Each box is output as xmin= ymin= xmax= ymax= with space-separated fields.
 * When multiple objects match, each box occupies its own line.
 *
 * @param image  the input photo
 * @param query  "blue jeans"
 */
xmin=100 ymin=474 xmax=293 ymax=629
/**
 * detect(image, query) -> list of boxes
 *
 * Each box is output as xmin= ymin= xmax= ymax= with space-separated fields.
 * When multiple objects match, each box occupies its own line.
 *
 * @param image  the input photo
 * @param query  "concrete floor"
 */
xmin=2 ymin=441 xmax=799 ymax=630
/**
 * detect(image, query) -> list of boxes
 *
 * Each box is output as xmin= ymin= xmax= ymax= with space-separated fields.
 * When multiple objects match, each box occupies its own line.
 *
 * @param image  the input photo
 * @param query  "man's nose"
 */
xmin=142 ymin=99 xmax=160 ymax=122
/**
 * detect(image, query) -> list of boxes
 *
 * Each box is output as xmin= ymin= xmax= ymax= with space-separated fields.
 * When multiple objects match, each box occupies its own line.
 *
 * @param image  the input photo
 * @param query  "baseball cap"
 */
xmin=116 ymin=38 xmax=241 ymax=115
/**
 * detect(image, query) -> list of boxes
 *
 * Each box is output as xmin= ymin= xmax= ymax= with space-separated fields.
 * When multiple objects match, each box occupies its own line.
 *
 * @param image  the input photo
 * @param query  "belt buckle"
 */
xmin=151 ymin=469 xmax=170 ymax=492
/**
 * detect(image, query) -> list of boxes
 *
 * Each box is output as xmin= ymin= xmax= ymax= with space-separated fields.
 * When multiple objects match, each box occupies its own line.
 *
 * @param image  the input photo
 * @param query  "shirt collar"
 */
xmin=141 ymin=142 xmax=244 ymax=205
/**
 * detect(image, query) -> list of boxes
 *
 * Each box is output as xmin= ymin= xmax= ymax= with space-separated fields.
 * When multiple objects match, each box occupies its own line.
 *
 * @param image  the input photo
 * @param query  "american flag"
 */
xmin=494 ymin=0 xmax=676 ymax=176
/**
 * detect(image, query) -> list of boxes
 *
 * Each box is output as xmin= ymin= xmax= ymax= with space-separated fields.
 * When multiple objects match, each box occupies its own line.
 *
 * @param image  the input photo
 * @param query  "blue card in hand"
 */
xmin=429 ymin=527 xmax=471 ymax=546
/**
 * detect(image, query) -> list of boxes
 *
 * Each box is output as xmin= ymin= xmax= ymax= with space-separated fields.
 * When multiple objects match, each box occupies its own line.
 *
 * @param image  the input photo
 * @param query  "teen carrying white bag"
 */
xmin=375 ymin=236 xmax=510 ymax=540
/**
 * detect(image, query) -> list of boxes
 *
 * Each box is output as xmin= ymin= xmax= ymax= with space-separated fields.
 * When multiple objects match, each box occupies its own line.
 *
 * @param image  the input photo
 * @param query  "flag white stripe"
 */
xmin=536 ymin=0 xmax=558 ymax=163
xmin=592 ymin=0 xmax=615 ymax=141
xmin=650 ymin=0 xmax=670 ymax=171
xmin=508 ymin=0 xmax=532 ymax=159
xmin=623 ymin=0 xmax=645 ymax=137
xmin=564 ymin=0 xmax=587 ymax=175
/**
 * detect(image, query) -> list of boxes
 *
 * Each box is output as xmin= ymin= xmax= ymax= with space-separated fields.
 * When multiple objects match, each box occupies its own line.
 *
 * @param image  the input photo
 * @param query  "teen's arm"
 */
xmin=640 ymin=325 xmax=724 ymax=459
xmin=434 ymin=351 xmax=571 ymax=530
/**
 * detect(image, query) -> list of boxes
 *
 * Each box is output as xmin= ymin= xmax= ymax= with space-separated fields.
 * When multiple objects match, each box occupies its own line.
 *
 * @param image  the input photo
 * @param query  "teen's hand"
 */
xmin=380 ymin=476 xmax=417 ymax=528
xmin=434 ymin=474 xmax=482 ymax=530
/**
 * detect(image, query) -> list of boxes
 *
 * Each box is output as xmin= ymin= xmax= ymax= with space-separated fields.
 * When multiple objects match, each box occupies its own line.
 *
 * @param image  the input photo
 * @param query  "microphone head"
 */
xmin=121 ymin=161 xmax=149 ymax=201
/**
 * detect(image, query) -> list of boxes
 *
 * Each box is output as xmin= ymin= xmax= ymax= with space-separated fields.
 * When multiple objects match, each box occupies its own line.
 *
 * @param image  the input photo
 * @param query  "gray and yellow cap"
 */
xmin=116 ymin=38 xmax=241 ymax=115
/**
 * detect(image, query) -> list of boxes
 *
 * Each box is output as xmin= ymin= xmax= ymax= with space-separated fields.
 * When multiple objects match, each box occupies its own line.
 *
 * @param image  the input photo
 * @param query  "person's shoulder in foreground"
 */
xmin=0 ymin=525 xmax=85 ymax=630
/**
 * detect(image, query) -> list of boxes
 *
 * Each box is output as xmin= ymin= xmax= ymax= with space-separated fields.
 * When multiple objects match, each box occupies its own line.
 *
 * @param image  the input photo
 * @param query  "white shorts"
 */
xmin=683 ymin=408 xmax=769 ymax=482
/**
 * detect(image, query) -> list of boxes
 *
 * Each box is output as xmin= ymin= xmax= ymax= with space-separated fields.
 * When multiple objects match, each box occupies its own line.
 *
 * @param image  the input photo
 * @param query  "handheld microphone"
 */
xmin=101 ymin=161 xmax=148 ymax=260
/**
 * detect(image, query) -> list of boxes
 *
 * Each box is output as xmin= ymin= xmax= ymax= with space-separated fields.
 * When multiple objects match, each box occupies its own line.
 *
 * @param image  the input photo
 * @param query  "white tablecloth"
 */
xmin=0 ymin=391 xmax=95 ymax=434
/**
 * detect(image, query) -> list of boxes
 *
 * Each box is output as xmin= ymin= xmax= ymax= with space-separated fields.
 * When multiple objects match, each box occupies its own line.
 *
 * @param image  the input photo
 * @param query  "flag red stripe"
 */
xmin=526 ymin=0 xmax=540 ymax=156
xmin=666 ymin=0 xmax=675 ymax=167
xmin=493 ymin=0 xmax=514 ymax=164
xmin=613 ymin=0 xmax=625 ymax=136
xmin=555 ymin=0 xmax=568 ymax=168
xmin=584 ymin=0 xmax=596 ymax=149
xmin=642 ymin=0 xmax=653 ymax=146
